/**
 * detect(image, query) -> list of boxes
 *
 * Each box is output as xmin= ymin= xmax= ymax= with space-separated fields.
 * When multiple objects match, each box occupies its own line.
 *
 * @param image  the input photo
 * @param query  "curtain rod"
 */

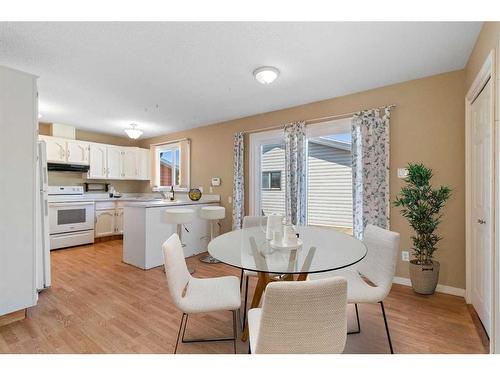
xmin=242 ymin=104 xmax=395 ymax=135
xmin=149 ymin=137 xmax=190 ymax=147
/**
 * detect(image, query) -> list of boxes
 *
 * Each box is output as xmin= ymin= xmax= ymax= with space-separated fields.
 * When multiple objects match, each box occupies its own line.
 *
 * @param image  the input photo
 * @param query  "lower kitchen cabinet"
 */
xmin=95 ymin=209 xmax=116 ymax=237
xmin=95 ymin=202 xmax=124 ymax=237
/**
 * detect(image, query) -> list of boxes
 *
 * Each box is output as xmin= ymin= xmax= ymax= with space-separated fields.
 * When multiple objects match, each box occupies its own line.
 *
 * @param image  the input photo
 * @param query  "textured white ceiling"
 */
xmin=0 ymin=22 xmax=481 ymax=138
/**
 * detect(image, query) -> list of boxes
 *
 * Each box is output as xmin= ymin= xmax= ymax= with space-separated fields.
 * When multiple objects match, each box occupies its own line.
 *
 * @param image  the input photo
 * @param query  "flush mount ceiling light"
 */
xmin=124 ymin=123 xmax=143 ymax=139
xmin=253 ymin=66 xmax=280 ymax=84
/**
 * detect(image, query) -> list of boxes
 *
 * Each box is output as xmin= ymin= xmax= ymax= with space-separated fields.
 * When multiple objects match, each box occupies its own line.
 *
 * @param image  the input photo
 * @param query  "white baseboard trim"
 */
xmin=392 ymin=277 xmax=465 ymax=297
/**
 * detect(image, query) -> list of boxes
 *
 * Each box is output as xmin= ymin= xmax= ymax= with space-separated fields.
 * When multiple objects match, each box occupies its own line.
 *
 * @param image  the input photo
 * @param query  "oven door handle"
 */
xmin=49 ymin=202 xmax=95 ymax=207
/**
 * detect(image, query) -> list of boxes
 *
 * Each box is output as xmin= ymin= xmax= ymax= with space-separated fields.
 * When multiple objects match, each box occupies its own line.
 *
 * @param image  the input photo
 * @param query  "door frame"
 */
xmin=465 ymin=49 xmax=497 ymax=353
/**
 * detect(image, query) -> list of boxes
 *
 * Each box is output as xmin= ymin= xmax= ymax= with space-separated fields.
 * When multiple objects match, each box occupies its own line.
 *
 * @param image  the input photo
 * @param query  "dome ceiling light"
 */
xmin=124 ymin=123 xmax=143 ymax=139
xmin=253 ymin=66 xmax=280 ymax=85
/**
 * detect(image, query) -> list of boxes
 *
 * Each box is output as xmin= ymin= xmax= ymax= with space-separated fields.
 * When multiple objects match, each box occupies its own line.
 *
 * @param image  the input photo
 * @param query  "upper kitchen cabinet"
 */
xmin=122 ymin=148 xmax=138 ymax=179
xmin=87 ymin=143 xmax=150 ymax=181
xmin=40 ymin=135 xmax=150 ymax=181
xmin=66 ymin=140 xmax=90 ymax=164
xmin=41 ymin=136 xmax=67 ymax=163
xmin=137 ymin=148 xmax=150 ymax=180
xmin=40 ymin=135 xmax=89 ymax=165
xmin=88 ymin=143 xmax=107 ymax=179
xmin=106 ymin=145 xmax=123 ymax=179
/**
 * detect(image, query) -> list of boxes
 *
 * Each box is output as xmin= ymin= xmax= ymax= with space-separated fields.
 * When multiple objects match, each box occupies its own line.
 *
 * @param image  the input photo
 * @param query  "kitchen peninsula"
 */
xmin=123 ymin=195 xmax=220 ymax=269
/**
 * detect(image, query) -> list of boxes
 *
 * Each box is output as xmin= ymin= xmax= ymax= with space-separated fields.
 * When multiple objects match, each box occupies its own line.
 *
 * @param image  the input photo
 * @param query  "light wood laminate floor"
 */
xmin=0 ymin=240 xmax=489 ymax=354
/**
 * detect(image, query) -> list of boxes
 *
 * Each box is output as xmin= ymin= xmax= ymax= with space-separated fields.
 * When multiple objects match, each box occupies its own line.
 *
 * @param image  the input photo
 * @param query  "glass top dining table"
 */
xmin=208 ymin=225 xmax=367 ymax=275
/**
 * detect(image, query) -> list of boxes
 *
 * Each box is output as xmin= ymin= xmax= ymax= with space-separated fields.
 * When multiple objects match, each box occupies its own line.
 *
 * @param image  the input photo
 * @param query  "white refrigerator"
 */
xmin=36 ymin=141 xmax=51 ymax=290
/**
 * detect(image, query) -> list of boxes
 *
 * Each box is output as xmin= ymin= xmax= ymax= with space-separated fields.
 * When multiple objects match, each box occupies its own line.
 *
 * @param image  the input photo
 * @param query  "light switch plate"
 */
xmin=401 ymin=250 xmax=410 ymax=262
xmin=398 ymin=168 xmax=409 ymax=179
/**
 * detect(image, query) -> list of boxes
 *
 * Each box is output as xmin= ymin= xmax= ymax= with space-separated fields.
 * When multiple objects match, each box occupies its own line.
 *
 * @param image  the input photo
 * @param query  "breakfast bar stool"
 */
xmin=165 ymin=208 xmax=196 ymax=275
xmin=199 ymin=206 xmax=225 ymax=264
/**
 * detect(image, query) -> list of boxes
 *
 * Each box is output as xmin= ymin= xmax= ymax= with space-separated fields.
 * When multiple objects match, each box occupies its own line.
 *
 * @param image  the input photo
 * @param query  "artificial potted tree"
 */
xmin=394 ymin=163 xmax=451 ymax=295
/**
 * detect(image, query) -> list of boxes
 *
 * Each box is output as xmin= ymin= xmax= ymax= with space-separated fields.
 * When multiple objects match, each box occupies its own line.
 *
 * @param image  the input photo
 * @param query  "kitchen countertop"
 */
xmin=48 ymin=192 xmax=220 ymax=206
xmin=123 ymin=198 xmax=220 ymax=208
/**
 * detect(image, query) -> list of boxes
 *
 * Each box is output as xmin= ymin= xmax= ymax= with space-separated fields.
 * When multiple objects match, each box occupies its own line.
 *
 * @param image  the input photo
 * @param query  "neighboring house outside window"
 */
xmin=262 ymin=171 xmax=282 ymax=190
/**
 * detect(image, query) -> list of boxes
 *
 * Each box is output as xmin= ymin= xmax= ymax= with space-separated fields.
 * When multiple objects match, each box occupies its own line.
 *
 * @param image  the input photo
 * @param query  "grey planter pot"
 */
xmin=409 ymin=260 xmax=440 ymax=295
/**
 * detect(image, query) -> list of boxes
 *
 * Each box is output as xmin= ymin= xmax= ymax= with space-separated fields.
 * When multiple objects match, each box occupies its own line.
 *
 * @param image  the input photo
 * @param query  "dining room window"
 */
xmin=250 ymin=118 xmax=353 ymax=233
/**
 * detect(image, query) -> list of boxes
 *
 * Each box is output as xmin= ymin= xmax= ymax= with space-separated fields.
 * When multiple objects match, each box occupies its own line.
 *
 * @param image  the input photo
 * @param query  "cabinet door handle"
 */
xmin=67 ymin=149 xmax=70 ymax=159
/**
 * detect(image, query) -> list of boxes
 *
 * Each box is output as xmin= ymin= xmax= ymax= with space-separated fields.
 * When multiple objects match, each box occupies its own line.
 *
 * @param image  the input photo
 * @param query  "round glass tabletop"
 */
xmin=208 ymin=225 xmax=367 ymax=275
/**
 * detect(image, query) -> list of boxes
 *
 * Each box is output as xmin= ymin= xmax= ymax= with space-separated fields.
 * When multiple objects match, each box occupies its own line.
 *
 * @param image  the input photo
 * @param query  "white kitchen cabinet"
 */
xmin=42 ymin=136 xmax=67 ymax=163
xmin=40 ymin=136 xmax=90 ymax=165
xmin=115 ymin=208 xmax=124 ymax=234
xmin=66 ymin=140 xmax=89 ymax=165
xmin=137 ymin=148 xmax=150 ymax=180
xmin=122 ymin=148 xmax=138 ymax=179
xmin=95 ymin=209 xmax=116 ymax=237
xmin=40 ymin=135 xmax=150 ymax=181
xmin=106 ymin=146 xmax=122 ymax=179
xmin=88 ymin=143 xmax=107 ymax=179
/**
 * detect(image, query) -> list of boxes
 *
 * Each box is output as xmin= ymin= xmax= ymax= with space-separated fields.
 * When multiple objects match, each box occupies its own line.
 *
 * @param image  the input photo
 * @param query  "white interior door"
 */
xmin=470 ymin=78 xmax=492 ymax=336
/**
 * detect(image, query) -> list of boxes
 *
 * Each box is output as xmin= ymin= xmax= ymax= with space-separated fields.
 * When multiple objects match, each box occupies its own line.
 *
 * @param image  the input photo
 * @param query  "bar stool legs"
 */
xmin=200 ymin=220 xmax=221 ymax=264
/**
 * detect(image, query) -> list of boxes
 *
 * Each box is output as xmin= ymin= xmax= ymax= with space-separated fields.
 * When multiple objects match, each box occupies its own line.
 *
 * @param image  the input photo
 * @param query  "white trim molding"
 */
xmin=392 ymin=277 xmax=465 ymax=297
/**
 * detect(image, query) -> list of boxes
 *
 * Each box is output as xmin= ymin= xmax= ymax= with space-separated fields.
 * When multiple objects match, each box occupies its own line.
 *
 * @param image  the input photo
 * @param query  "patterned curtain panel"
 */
xmin=351 ymin=107 xmax=392 ymax=239
xmin=232 ymin=132 xmax=245 ymax=230
xmin=284 ymin=121 xmax=307 ymax=226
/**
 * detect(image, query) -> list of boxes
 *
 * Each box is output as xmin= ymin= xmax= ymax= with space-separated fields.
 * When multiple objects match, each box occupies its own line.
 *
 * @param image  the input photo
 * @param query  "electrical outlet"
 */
xmin=401 ymin=250 xmax=410 ymax=262
xmin=398 ymin=168 xmax=409 ymax=179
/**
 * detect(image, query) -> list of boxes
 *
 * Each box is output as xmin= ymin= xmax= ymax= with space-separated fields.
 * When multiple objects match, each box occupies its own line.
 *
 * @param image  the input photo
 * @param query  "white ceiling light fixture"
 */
xmin=253 ymin=66 xmax=280 ymax=85
xmin=124 ymin=123 xmax=143 ymax=139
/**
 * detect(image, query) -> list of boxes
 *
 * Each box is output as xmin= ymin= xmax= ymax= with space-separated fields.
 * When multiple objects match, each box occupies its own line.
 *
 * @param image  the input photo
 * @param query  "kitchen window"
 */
xmin=262 ymin=171 xmax=282 ymax=190
xmin=154 ymin=143 xmax=180 ymax=188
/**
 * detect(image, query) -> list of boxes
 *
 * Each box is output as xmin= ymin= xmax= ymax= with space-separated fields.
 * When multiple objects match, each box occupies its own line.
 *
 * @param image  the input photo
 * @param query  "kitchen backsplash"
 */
xmin=48 ymin=171 xmax=150 ymax=193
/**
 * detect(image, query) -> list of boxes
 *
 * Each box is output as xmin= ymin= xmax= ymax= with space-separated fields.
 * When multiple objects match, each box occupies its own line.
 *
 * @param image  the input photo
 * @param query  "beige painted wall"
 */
xmin=465 ymin=22 xmax=500 ymax=89
xmin=39 ymin=123 xmax=149 ymax=193
xmin=141 ymin=70 xmax=466 ymax=288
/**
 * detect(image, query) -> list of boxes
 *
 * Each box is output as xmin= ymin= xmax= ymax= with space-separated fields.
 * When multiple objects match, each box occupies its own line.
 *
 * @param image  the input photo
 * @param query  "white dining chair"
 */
xmin=162 ymin=233 xmax=241 ymax=354
xmin=240 ymin=215 xmax=267 ymax=329
xmin=309 ymin=224 xmax=400 ymax=354
xmin=247 ymin=277 xmax=348 ymax=354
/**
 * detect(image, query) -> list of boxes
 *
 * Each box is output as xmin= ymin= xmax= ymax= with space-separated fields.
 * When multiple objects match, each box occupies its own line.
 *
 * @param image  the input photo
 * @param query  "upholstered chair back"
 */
xmin=162 ymin=233 xmax=192 ymax=309
xmin=357 ymin=224 xmax=400 ymax=298
xmin=255 ymin=277 xmax=348 ymax=354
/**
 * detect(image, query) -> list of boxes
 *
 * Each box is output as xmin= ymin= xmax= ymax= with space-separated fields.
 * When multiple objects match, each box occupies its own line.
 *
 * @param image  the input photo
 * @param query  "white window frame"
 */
xmin=249 ymin=129 xmax=283 ymax=216
xmin=154 ymin=142 xmax=181 ymax=190
xmin=249 ymin=118 xmax=352 ymax=220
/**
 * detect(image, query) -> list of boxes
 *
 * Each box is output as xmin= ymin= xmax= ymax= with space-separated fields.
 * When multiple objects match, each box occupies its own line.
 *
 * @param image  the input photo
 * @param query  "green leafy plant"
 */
xmin=394 ymin=163 xmax=451 ymax=265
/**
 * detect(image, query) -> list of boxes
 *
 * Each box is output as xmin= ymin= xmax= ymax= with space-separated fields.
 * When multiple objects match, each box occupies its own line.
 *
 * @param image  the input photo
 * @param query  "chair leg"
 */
xmin=380 ymin=301 xmax=394 ymax=354
xmin=174 ymin=313 xmax=186 ymax=354
xmin=240 ymin=269 xmax=244 ymax=290
xmin=348 ymin=303 xmax=361 ymax=335
xmin=242 ymin=275 xmax=249 ymax=331
xmin=232 ymin=310 xmax=237 ymax=354
xmin=180 ymin=311 xmax=237 ymax=348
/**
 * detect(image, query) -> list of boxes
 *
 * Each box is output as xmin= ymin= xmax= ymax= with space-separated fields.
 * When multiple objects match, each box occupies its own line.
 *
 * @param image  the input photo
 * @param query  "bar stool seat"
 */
xmin=199 ymin=206 xmax=225 ymax=221
xmin=199 ymin=206 xmax=225 ymax=264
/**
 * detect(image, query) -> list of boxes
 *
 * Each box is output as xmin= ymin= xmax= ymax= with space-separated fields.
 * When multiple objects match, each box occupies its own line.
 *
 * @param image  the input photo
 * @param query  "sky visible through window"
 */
xmin=321 ymin=133 xmax=351 ymax=144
